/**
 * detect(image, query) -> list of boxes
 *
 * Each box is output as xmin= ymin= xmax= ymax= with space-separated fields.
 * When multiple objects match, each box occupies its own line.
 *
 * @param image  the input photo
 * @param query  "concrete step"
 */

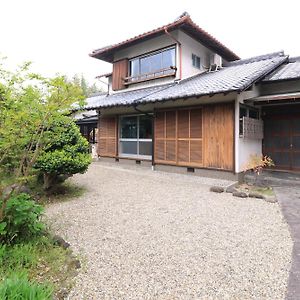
xmin=245 ymin=171 xmax=300 ymax=187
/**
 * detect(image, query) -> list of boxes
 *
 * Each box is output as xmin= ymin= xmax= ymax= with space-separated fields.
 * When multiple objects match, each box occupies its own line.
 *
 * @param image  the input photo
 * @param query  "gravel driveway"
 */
xmin=46 ymin=162 xmax=292 ymax=300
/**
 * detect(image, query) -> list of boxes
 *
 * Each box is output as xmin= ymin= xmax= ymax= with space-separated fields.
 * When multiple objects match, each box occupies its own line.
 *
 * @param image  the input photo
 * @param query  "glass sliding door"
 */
xmin=119 ymin=115 xmax=152 ymax=159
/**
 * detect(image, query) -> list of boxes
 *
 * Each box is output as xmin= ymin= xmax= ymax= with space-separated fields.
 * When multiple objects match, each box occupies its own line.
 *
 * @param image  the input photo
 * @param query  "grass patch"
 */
xmin=0 ymin=275 xmax=53 ymax=300
xmin=0 ymin=236 xmax=79 ymax=299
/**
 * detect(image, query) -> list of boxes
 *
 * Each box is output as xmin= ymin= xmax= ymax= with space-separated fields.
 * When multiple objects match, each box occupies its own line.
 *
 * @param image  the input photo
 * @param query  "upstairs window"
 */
xmin=129 ymin=46 xmax=176 ymax=78
xmin=192 ymin=54 xmax=201 ymax=69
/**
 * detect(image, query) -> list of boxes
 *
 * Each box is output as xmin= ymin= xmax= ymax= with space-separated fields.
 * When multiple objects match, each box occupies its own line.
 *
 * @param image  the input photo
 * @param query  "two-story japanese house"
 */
xmin=79 ymin=12 xmax=300 ymax=178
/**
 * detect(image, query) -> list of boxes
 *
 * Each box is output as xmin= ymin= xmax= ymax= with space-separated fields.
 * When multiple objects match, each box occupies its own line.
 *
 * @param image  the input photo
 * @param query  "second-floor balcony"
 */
xmin=123 ymin=66 xmax=176 ymax=86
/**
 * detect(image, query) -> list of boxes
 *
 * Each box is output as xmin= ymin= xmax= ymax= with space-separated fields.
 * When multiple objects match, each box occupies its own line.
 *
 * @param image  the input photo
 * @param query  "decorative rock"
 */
xmin=53 ymin=235 xmax=71 ymax=249
xmin=3 ymin=183 xmax=19 ymax=197
xmin=232 ymin=191 xmax=248 ymax=198
xmin=210 ymin=186 xmax=224 ymax=193
xmin=71 ymin=259 xmax=81 ymax=269
xmin=265 ymin=196 xmax=278 ymax=203
xmin=248 ymin=192 xmax=265 ymax=199
xmin=19 ymin=185 xmax=31 ymax=195
xmin=226 ymin=186 xmax=238 ymax=193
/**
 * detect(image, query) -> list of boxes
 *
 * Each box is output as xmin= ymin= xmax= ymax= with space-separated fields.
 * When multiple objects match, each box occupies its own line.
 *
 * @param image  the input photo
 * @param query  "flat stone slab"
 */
xmin=274 ymin=187 xmax=300 ymax=300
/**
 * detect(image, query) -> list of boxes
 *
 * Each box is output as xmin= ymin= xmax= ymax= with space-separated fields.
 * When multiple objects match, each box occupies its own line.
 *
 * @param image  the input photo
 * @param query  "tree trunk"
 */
xmin=0 ymin=184 xmax=18 ymax=222
xmin=43 ymin=173 xmax=56 ymax=190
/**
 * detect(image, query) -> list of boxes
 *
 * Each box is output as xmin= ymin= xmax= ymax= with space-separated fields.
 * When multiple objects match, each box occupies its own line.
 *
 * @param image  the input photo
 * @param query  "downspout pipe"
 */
xmin=164 ymin=27 xmax=182 ymax=80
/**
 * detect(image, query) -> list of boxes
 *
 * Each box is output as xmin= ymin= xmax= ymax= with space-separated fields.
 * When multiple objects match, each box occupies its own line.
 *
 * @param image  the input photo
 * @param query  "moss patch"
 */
xmin=237 ymin=183 xmax=274 ymax=197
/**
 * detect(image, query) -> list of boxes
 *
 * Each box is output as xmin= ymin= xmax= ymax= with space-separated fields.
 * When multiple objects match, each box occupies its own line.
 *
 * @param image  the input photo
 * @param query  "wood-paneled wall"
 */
xmin=112 ymin=59 xmax=128 ymax=91
xmin=202 ymin=103 xmax=234 ymax=170
xmin=98 ymin=117 xmax=117 ymax=157
xmin=154 ymin=103 xmax=234 ymax=171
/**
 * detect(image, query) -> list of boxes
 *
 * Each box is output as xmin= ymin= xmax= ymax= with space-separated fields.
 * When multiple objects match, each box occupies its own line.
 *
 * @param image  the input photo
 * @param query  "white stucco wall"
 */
xmin=235 ymin=92 xmax=263 ymax=173
xmin=177 ymin=30 xmax=214 ymax=79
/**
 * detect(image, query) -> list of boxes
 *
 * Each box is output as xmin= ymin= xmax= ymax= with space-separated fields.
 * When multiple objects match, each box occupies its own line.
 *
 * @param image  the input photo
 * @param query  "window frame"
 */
xmin=129 ymin=45 xmax=176 ymax=78
xmin=192 ymin=53 xmax=201 ymax=69
xmin=119 ymin=114 xmax=153 ymax=160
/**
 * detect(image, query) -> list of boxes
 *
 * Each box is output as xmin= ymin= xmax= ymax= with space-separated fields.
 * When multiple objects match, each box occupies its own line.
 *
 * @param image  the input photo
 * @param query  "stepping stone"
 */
xmin=265 ymin=196 xmax=278 ymax=203
xmin=232 ymin=191 xmax=248 ymax=198
xmin=210 ymin=186 xmax=224 ymax=193
xmin=226 ymin=186 xmax=238 ymax=193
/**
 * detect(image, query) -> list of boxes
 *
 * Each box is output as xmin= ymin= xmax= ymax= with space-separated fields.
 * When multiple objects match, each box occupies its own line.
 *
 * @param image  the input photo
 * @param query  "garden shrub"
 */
xmin=0 ymin=193 xmax=45 ymax=244
xmin=34 ymin=117 xmax=91 ymax=190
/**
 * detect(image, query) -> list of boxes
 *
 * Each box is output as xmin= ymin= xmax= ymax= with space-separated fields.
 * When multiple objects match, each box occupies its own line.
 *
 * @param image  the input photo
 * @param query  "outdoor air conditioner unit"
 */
xmin=209 ymin=54 xmax=222 ymax=72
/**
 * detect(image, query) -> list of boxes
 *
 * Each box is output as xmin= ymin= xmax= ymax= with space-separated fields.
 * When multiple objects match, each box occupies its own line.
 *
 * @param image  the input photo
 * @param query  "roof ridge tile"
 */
xmin=228 ymin=51 xmax=285 ymax=66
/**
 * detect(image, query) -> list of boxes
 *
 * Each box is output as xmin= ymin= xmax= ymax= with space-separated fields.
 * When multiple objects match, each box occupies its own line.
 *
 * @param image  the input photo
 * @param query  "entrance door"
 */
xmin=263 ymin=114 xmax=300 ymax=171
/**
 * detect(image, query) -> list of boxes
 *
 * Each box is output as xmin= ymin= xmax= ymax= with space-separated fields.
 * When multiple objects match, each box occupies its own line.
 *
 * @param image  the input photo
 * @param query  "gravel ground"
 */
xmin=46 ymin=162 xmax=292 ymax=300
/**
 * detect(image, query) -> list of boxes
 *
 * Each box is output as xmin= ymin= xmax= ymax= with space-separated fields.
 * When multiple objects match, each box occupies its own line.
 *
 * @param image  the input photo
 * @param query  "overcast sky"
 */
xmin=1 ymin=0 xmax=299 ymax=87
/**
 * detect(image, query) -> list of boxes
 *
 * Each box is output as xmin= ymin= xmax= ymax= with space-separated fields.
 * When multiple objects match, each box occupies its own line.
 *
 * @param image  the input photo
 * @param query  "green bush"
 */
xmin=0 ymin=274 xmax=53 ymax=300
xmin=0 ymin=194 xmax=45 ymax=244
xmin=34 ymin=117 xmax=91 ymax=190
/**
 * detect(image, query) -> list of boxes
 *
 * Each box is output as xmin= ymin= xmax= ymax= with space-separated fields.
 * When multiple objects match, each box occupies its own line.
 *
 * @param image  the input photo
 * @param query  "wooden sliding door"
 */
xmin=98 ymin=117 xmax=117 ymax=157
xmin=154 ymin=108 xmax=203 ymax=167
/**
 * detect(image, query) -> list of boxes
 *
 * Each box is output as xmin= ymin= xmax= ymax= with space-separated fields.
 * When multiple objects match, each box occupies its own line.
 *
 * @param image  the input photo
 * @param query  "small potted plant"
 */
xmin=243 ymin=154 xmax=274 ymax=186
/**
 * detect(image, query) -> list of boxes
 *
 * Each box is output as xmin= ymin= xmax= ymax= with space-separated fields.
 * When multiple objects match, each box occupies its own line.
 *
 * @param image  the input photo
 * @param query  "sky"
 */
xmin=1 ymin=0 xmax=300 ymax=88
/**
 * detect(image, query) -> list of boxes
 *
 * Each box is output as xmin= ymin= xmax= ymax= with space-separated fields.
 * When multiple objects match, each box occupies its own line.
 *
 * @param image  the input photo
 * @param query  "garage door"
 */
xmin=263 ymin=114 xmax=300 ymax=171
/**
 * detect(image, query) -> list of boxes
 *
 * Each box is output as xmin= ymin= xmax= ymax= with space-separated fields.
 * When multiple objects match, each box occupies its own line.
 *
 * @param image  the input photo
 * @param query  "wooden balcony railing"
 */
xmin=123 ymin=66 xmax=176 ymax=86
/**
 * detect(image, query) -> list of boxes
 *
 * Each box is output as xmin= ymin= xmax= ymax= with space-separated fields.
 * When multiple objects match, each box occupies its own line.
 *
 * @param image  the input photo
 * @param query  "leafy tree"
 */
xmin=0 ymin=58 xmax=90 ymax=222
xmin=72 ymin=74 xmax=103 ymax=97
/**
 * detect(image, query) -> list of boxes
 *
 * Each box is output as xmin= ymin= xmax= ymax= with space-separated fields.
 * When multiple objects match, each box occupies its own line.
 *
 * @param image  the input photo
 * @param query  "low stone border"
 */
xmin=210 ymin=185 xmax=277 ymax=203
xmin=53 ymin=235 xmax=81 ymax=269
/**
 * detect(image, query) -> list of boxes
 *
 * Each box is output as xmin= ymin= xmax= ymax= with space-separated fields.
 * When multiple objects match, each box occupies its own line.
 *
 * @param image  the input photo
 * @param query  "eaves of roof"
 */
xmin=90 ymin=15 xmax=239 ymax=63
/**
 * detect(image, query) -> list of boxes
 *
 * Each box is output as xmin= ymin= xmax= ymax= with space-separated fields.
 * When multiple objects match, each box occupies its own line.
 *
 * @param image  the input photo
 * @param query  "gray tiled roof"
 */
xmin=263 ymin=57 xmax=300 ymax=82
xmin=81 ymin=93 xmax=107 ymax=110
xmin=83 ymin=84 xmax=173 ymax=109
xmin=142 ymin=52 xmax=287 ymax=103
xmin=82 ymin=52 xmax=287 ymax=109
